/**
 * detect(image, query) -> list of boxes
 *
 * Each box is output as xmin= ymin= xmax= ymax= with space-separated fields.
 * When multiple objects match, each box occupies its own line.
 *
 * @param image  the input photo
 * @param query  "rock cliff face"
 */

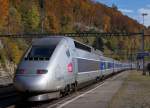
xmin=0 ymin=61 xmax=16 ymax=77
xmin=0 ymin=61 xmax=16 ymax=85
xmin=0 ymin=40 xmax=5 ymax=77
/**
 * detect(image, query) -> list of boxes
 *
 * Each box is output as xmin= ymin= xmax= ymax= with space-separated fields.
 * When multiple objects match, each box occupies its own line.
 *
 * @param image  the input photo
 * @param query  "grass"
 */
xmin=108 ymin=70 xmax=150 ymax=108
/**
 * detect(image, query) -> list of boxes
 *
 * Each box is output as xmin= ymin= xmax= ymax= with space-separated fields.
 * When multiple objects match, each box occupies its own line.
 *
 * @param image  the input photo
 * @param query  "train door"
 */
xmin=100 ymin=61 xmax=104 ymax=76
xmin=64 ymin=40 xmax=76 ymax=85
xmin=72 ymin=58 xmax=78 ymax=83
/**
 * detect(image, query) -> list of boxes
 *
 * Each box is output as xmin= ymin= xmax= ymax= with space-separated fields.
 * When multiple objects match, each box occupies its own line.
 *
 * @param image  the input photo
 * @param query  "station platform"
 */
xmin=57 ymin=71 xmax=130 ymax=108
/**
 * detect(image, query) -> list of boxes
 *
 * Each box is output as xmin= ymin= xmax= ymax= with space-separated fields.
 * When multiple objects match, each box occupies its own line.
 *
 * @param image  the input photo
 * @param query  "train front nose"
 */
xmin=14 ymin=74 xmax=48 ymax=92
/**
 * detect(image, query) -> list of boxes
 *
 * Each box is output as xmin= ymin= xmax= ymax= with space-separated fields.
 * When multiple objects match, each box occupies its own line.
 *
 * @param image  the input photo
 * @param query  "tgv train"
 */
xmin=14 ymin=36 xmax=132 ymax=101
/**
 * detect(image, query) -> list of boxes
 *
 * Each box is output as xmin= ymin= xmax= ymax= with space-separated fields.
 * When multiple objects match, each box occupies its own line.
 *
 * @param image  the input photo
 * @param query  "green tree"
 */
xmin=24 ymin=5 xmax=40 ymax=33
xmin=45 ymin=13 xmax=60 ymax=33
xmin=3 ymin=38 xmax=23 ymax=64
xmin=20 ymin=1 xmax=40 ymax=33
xmin=9 ymin=7 xmax=22 ymax=33
xmin=60 ymin=14 xmax=73 ymax=32
xmin=105 ymin=40 xmax=113 ymax=51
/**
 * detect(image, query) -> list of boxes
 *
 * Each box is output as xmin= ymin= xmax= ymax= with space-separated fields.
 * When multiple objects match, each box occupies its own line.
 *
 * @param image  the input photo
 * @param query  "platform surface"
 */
xmin=57 ymin=71 xmax=130 ymax=108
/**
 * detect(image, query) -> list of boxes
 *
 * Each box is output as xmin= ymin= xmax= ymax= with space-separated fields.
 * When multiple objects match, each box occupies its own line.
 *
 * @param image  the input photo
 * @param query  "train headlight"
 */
xmin=16 ymin=69 xmax=26 ymax=74
xmin=37 ymin=69 xmax=48 ymax=74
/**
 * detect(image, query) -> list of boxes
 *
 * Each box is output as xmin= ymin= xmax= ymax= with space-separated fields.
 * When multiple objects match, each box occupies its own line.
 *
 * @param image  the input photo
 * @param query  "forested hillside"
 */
xmin=0 ymin=0 xmax=144 ymax=34
xmin=0 ymin=0 xmax=149 ymax=70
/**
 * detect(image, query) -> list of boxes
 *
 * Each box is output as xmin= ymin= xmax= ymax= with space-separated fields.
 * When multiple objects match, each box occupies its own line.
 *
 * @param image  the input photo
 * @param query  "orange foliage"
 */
xmin=0 ymin=0 xmax=9 ymax=30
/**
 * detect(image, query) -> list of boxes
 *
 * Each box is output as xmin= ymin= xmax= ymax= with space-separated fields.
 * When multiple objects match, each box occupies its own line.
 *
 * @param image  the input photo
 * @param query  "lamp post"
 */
xmin=141 ymin=13 xmax=148 ymax=75
xmin=142 ymin=13 xmax=148 ymax=25
xmin=39 ymin=0 xmax=45 ymax=33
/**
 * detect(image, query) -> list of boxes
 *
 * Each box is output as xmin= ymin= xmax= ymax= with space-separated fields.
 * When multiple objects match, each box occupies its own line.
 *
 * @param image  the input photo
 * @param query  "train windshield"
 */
xmin=26 ymin=46 xmax=56 ymax=60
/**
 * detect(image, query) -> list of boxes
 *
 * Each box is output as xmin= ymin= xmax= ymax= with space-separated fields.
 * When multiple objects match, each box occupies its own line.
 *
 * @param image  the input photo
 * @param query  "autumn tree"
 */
xmin=0 ymin=0 xmax=9 ymax=33
xmin=3 ymin=38 xmax=23 ymax=64
xmin=44 ymin=13 xmax=60 ymax=33
xmin=9 ymin=7 xmax=22 ymax=33
xmin=25 ymin=5 xmax=40 ymax=33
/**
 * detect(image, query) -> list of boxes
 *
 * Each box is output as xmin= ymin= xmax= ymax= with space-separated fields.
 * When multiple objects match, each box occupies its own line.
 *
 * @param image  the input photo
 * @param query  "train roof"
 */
xmin=32 ymin=36 xmax=92 ymax=48
xmin=32 ymin=36 xmax=103 ymax=55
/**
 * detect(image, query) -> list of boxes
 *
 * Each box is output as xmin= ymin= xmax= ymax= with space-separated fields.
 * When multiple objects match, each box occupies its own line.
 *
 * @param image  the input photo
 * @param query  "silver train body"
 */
xmin=14 ymin=37 xmax=131 ymax=101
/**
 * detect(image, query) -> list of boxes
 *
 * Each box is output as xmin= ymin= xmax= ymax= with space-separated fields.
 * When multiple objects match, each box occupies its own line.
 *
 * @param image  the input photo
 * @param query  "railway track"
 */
xmin=0 ymin=84 xmax=22 ymax=108
xmin=0 ymin=84 xmax=16 ymax=98
xmin=0 ymin=76 xmax=12 ymax=86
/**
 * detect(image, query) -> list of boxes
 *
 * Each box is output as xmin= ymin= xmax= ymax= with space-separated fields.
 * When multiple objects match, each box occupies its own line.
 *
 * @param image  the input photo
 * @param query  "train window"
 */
xmin=26 ymin=46 xmax=56 ymax=60
xmin=111 ymin=63 xmax=113 ymax=68
xmin=105 ymin=62 xmax=109 ymax=69
xmin=108 ymin=62 xmax=113 ymax=68
xmin=78 ymin=58 xmax=99 ymax=72
xmin=100 ymin=62 xmax=105 ymax=70
xmin=108 ymin=62 xmax=111 ymax=68
xmin=74 ymin=41 xmax=91 ymax=52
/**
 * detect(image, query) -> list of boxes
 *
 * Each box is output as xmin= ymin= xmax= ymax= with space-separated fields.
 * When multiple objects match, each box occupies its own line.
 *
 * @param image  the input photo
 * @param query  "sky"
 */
xmin=95 ymin=0 xmax=150 ymax=27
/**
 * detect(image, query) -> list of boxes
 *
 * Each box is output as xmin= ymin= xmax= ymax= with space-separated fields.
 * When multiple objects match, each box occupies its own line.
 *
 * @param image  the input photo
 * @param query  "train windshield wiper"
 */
xmin=24 ymin=57 xmax=50 ymax=61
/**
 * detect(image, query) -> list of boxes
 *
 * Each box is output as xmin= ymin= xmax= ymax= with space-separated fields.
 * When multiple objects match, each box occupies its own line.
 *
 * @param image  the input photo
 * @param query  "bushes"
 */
xmin=0 ymin=49 xmax=6 ymax=65
xmin=2 ymin=38 xmax=24 ymax=64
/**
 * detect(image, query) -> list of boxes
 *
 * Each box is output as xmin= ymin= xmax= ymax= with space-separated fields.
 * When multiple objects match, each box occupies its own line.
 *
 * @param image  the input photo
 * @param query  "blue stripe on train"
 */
xmin=99 ymin=62 xmax=114 ymax=70
xmin=99 ymin=62 xmax=105 ymax=70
